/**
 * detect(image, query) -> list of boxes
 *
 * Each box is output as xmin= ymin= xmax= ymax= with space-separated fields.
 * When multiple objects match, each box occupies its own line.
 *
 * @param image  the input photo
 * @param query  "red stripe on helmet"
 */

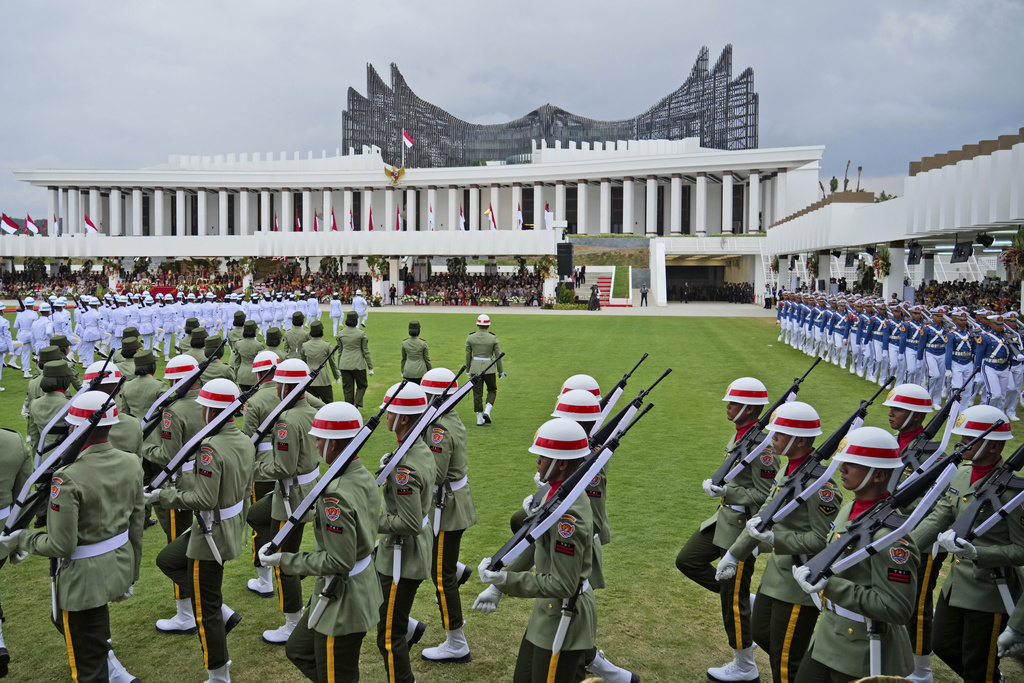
xmin=844 ymin=444 xmax=901 ymax=459
xmin=555 ymin=402 xmax=601 ymax=415
xmin=68 ymin=404 xmax=117 ymax=419
xmin=253 ymin=359 xmax=276 ymax=369
xmin=892 ymin=394 xmax=933 ymax=407
xmin=728 ymin=389 xmax=769 ymax=398
xmin=534 ymin=436 xmax=590 ymax=451
xmin=422 ymin=378 xmax=457 ymax=390
xmin=275 ymin=369 xmax=308 ymax=378
xmin=199 ymin=389 xmax=236 ymax=403
xmin=772 ymin=416 xmax=821 ymax=429
xmin=561 ymin=387 xmax=600 ymax=396
xmin=312 ymin=418 xmax=361 ymax=431
xmin=386 ymin=396 xmax=428 ymax=407
xmin=962 ymin=420 xmax=1013 ymax=433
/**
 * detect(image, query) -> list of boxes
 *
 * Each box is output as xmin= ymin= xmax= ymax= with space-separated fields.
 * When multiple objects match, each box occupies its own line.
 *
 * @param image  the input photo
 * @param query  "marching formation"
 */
xmin=0 ymin=299 xmax=666 ymax=683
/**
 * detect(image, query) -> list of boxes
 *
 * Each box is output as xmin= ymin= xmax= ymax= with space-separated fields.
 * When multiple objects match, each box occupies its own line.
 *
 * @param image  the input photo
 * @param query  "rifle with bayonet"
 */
xmin=595 ymin=353 xmax=648 ymax=427
xmin=140 ymin=336 xmax=229 ymax=439
xmin=948 ymin=438 xmax=1024 ymax=542
xmin=711 ymin=357 xmax=821 ymax=487
xmin=754 ymin=376 xmax=894 ymax=533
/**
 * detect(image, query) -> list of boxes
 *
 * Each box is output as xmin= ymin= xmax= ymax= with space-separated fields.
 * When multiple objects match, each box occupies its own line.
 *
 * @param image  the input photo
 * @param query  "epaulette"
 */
xmin=488 ymin=331 xmax=495 ymax=335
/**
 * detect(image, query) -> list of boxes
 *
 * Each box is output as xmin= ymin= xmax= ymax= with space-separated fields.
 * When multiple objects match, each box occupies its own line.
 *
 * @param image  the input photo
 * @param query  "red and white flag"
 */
xmin=368 ymin=207 xmax=374 ymax=231
xmin=295 ymin=210 xmax=301 ymax=231
xmin=331 ymin=208 xmax=338 ymax=232
xmin=313 ymin=211 xmax=320 ymax=232
xmin=402 ymin=129 xmax=414 ymax=148
xmin=53 ymin=214 xmax=59 ymax=236
xmin=428 ymin=205 xmax=434 ymax=231
xmin=487 ymin=203 xmax=497 ymax=231
xmin=0 ymin=214 xmax=18 ymax=234
xmin=25 ymin=214 xmax=39 ymax=234
xmin=459 ymin=205 xmax=466 ymax=231
xmin=274 ymin=213 xmax=279 ymax=232
xmin=516 ymin=203 xmax=523 ymax=231
xmin=544 ymin=202 xmax=554 ymax=231
xmin=396 ymin=209 xmax=402 ymax=232
xmin=84 ymin=214 xmax=99 ymax=233
xmin=348 ymin=208 xmax=354 ymax=232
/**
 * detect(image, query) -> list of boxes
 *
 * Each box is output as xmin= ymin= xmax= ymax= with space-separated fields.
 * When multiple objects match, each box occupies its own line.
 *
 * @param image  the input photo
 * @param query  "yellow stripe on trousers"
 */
xmin=987 ymin=613 xmax=1003 ymax=682
xmin=780 ymin=604 xmax=802 ymax=683
xmin=733 ymin=560 xmax=746 ymax=650
xmin=193 ymin=561 xmax=209 ymax=669
xmin=437 ymin=530 xmax=451 ymax=629
xmin=546 ymin=651 xmax=561 ymax=683
xmin=915 ymin=553 xmax=935 ymax=654
xmin=61 ymin=610 xmax=80 ymax=683
xmin=326 ymin=635 xmax=336 ymax=683
xmin=384 ymin=580 xmax=399 ymax=683
xmin=170 ymin=511 xmax=181 ymax=600
xmin=250 ymin=484 xmax=258 ymax=565
xmin=276 ymin=520 xmax=286 ymax=612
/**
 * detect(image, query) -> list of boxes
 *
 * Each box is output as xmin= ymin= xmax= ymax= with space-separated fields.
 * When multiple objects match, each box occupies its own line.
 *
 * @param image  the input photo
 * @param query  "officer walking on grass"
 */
xmin=336 ymin=312 xmax=373 ymax=407
xmin=466 ymin=314 xmax=506 ymax=426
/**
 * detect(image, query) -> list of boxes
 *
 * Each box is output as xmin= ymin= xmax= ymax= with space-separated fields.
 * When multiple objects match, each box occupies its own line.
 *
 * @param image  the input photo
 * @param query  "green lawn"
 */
xmin=0 ymin=310 xmax=1017 ymax=682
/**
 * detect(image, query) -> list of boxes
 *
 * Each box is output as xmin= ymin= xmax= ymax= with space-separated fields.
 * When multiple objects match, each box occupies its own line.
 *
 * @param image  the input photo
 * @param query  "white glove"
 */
xmin=522 ymin=494 xmax=535 ymax=515
xmin=897 ymin=354 xmax=904 ymax=363
xmin=9 ymin=548 xmax=28 ymax=564
xmin=715 ymin=552 xmax=738 ymax=582
xmin=937 ymin=529 xmax=978 ymax=560
xmin=945 ymin=369 xmax=953 ymax=379
xmin=368 ymin=369 xmax=374 ymax=376
xmin=533 ymin=471 xmax=545 ymax=489
xmin=379 ymin=452 xmax=392 ymax=469
xmin=144 ymin=488 xmax=162 ymax=505
xmin=792 ymin=565 xmax=828 ymax=594
xmin=473 ymin=585 xmax=503 ymax=614
xmin=0 ymin=529 xmax=22 ymax=549
xmin=258 ymin=542 xmax=283 ymax=567
xmin=20 ymin=406 xmax=29 ymax=419
xmin=499 ymin=372 xmax=508 ymax=379
xmin=477 ymin=557 xmax=507 ymax=588
xmin=702 ymin=479 xmax=726 ymax=498
xmin=998 ymin=626 xmax=1024 ymax=658
xmin=113 ymin=583 xmax=135 ymax=603
xmin=746 ymin=517 xmax=775 ymax=545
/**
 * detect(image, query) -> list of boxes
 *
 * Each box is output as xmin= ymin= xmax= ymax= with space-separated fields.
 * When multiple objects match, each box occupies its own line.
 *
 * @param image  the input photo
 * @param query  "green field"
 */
xmin=0 ymin=310 xmax=1018 ymax=682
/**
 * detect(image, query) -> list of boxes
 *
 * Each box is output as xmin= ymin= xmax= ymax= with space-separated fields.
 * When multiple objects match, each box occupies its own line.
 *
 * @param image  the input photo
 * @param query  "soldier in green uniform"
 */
xmin=375 ymin=382 xmax=435 ymax=683
xmin=465 ymin=314 xmax=505 ymax=426
xmin=21 ymin=345 xmax=63 ymax=419
xmin=230 ymin=321 xmax=265 ymax=393
xmin=226 ymin=311 xmax=246 ymax=354
xmin=265 ymin=327 xmax=285 ymax=361
xmin=299 ymin=320 xmax=339 ymax=405
xmin=718 ymin=401 xmax=842 ymax=683
xmin=912 ymin=404 xmax=1024 ymax=682
xmin=121 ymin=349 xmax=164 ymax=418
xmin=48 ymin=335 xmax=82 ymax=392
xmin=3 ymin=390 xmax=144 ymax=683
xmin=200 ymin=335 xmax=235 ymax=385
xmin=676 ymin=377 xmax=778 ymax=683
xmin=26 ymin=360 xmax=72 ymax=459
xmin=114 ymin=337 xmax=140 ymax=379
xmin=474 ymin=417 xmax=596 ymax=683
xmin=148 ymin=378 xmax=255 ymax=683
xmin=246 ymin=358 xmax=320 ymax=644
xmin=177 ymin=318 xmax=200 ymax=355
xmin=336 ymin=312 xmax=373 ymax=408
xmin=792 ymin=427 xmax=919 ymax=681
xmin=284 ymin=312 xmax=311 ymax=359
xmin=109 ymin=327 xmax=139 ymax=369
xmin=401 ymin=321 xmax=431 ymax=384
xmin=259 ymin=402 xmax=383 ymax=682
xmin=0 ymin=427 xmax=31 ymax=677
xmin=187 ymin=328 xmax=209 ymax=363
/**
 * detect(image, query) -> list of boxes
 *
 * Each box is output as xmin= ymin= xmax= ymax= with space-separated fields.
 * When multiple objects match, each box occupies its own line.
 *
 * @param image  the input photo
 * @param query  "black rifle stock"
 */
xmin=949 ymin=437 xmax=1024 ymax=540
xmin=598 ymin=353 xmax=648 ymax=412
xmin=900 ymin=367 xmax=980 ymax=470
xmin=590 ymin=368 xmax=671 ymax=446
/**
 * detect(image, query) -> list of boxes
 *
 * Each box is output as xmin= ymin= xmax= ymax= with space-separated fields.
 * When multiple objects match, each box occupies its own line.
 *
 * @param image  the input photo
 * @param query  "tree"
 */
xmin=829 ymin=176 xmax=839 ymax=194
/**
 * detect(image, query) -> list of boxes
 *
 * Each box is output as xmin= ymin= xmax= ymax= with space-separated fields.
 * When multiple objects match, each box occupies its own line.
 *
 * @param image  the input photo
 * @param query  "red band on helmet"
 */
xmin=69 ymin=404 xmax=117 ymax=419
xmin=534 ymin=436 xmax=590 ymax=451
xmin=893 ymin=394 xmax=933 ymax=407
xmin=312 ymin=418 xmax=361 ymax=431
xmin=167 ymin=364 xmax=197 ymax=374
xmin=84 ymin=370 xmax=119 ymax=381
xmin=275 ymin=369 xmax=308 ymax=378
xmin=561 ymin=387 xmax=600 ymax=396
xmin=728 ymin=389 xmax=769 ymax=399
xmin=844 ymin=444 xmax=901 ymax=459
xmin=422 ymin=379 xmax=457 ymax=390
xmin=962 ymin=420 xmax=1013 ymax=433
xmin=253 ymin=359 xmax=276 ymax=369
xmin=199 ymin=390 xmax=236 ymax=403
xmin=386 ymin=396 xmax=427 ymax=407
xmin=555 ymin=402 xmax=601 ymax=415
xmin=772 ymin=416 xmax=821 ymax=429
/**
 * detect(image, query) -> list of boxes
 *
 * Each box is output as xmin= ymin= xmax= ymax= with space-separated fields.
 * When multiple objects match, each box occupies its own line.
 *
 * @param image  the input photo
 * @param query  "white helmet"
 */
xmin=309 ymin=402 xmax=364 ymax=440
xmin=197 ymin=378 xmax=240 ymax=409
xmin=768 ymin=401 xmax=823 ymax=437
xmin=421 ymin=368 xmax=458 ymax=395
xmin=252 ymin=350 xmax=281 ymax=375
xmin=24 ymin=296 xmax=35 ymax=306
xmin=65 ymin=390 xmax=119 ymax=427
xmin=883 ymin=384 xmax=933 ymax=413
xmin=552 ymin=389 xmax=602 ymax=422
xmin=274 ymin=358 xmax=310 ymax=385
xmin=38 ymin=302 xmax=51 ymax=313
xmin=529 ymin=418 xmax=591 ymax=460
xmin=952 ymin=405 xmax=1014 ymax=441
xmin=835 ymin=426 xmax=903 ymax=468
xmin=355 ymin=289 xmax=363 ymax=295
xmin=558 ymin=374 xmax=601 ymax=399
xmin=476 ymin=314 xmax=491 ymax=326
xmin=722 ymin=377 xmax=769 ymax=405
xmin=163 ymin=355 xmax=199 ymax=380
xmin=382 ymin=382 xmax=429 ymax=415
xmin=83 ymin=360 xmax=121 ymax=385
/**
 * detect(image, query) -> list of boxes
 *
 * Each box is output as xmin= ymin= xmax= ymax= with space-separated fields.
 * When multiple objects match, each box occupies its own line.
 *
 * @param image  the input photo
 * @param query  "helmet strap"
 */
xmin=541 ymin=459 xmax=558 ymax=484
xmin=779 ymin=434 xmax=795 ymax=458
xmin=853 ymin=467 xmax=876 ymax=492
xmin=900 ymin=412 xmax=914 ymax=431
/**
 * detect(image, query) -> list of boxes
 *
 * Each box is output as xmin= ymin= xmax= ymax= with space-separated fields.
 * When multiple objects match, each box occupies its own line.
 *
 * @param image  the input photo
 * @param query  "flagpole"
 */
xmin=401 ymin=129 xmax=405 ymax=169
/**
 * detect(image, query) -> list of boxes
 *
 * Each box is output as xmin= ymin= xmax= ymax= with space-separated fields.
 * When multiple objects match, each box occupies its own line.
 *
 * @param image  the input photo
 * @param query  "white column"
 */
xmin=511 ymin=183 xmax=522 ymax=230
xmin=59 ymin=188 xmax=69 ymax=236
xmin=576 ymin=180 xmax=589 ymax=234
xmin=260 ymin=189 xmax=271 ymax=232
xmin=219 ymin=189 xmax=229 ymax=236
xmin=469 ymin=185 xmax=480 ymax=230
xmin=555 ymin=181 xmax=566 ymax=222
xmin=406 ymin=187 xmax=416 ymax=231
xmin=490 ymin=184 xmax=500 ymax=229
xmin=68 ymin=188 xmax=80 ymax=234
xmin=427 ymin=186 xmax=437 ymax=230
xmin=622 ymin=177 xmax=634 ymax=235
xmin=599 ymin=178 xmax=611 ymax=234
xmin=280 ymin=189 xmax=293 ymax=233
xmin=448 ymin=185 xmax=458 ymax=231
xmin=132 ymin=187 xmax=143 ymax=236
xmin=385 ymin=186 xmax=395 ymax=231
xmin=322 ymin=188 xmax=332 ymax=232
xmin=197 ymin=189 xmax=208 ymax=236
xmin=645 ymin=175 xmax=657 ymax=235
xmin=154 ymin=188 xmax=166 ymax=236
xmin=532 ymin=184 xmax=544 ymax=230
xmin=884 ymin=243 xmax=906 ymax=300
xmin=302 ymin=188 xmax=313 ymax=233
xmin=174 ymin=188 xmax=185 ymax=235
xmin=695 ymin=173 xmax=707 ymax=236
xmin=748 ymin=170 xmax=760 ymax=232
xmin=763 ymin=177 xmax=774 ymax=227
xmin=775 ymin=168 xmax=788 ymax=221
xmin=670 ymin=174 xmax=682 ymax=235
xmin=343 ymin=188 xmax=354 ymax=231
xmin=46 ymin=187 xmax=58 ymax=236
xmin=89 ymin=187 xmax=101 ymax=230
xmin=721 ymin=171 xmax=733 ymax=234
xmin=362 ymin=188 xmax=372 ymax=231
xmin=239 ymin=189 xmax=251 ymax=235
xmin=109 ymin=188 xmax=122 ymax=236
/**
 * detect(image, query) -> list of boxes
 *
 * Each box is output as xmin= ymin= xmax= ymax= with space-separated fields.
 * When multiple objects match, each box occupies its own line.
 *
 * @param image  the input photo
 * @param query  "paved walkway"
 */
xmin=360 ymin=301 xmax=776 ymax=318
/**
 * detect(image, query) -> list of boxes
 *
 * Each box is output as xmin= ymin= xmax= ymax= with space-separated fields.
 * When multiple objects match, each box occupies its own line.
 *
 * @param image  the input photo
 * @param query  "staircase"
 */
xmin=596 ymin=274 xmax=612 ymax=307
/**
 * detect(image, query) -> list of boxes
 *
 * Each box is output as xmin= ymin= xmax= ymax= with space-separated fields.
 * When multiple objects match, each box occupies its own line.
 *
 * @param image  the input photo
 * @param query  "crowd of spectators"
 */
xmin=667 ymin=281 xmax=755 ymax=304
xmin=403 ymin=272 xmax=544 ymax=306
xmin=915 ymin=278 xmax=1020 ymax=311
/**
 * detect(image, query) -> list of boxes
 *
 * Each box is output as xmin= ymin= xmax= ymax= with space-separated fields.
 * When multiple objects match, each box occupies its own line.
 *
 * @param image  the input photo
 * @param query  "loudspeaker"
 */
xmin=557 ymin=242 xmax=574 ymax=278
xmin=844 ymin=252 xmax=855 ymax=268
xmin=950 ymin=243 xmax=973 ymax=264
xmin=907 ymin=243 xmax=923 ymax=265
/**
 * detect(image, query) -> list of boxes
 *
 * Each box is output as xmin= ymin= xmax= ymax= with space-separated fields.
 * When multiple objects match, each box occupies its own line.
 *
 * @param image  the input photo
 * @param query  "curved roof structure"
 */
xmin=342 ymin=45 xmax=758 ymax=168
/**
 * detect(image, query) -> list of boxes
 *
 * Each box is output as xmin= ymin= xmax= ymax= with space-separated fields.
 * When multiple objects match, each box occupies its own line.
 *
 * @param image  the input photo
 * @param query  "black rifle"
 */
xmin=141 ymin=336 xmax=229 ymax=439
xmin=590 ymin=368 xmax=671 ymax=446
xmin=949 ymin=438 xmax=1024 ymax=541
xmin=711 ymin=357 xmax=821 ymax=487
xmin=898 ymin=367 xmax=980 ymax=484
xmin=596 ymin=353 xmax=648 ymax=420
xmin=754 ymin=377 xmax=894 ymax=533
xmin=15 ymin=295 xmax=25 ymax=312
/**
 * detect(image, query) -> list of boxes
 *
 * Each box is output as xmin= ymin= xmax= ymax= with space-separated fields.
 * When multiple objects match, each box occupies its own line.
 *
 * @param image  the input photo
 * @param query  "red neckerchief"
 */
xmin=785 ymin=454 xmax=807 ymax=476
xmin=971 ymin=461 xmax=998 ymax=486
xmin=736 ymin=420 xmax=756 ymax=441
xmin=898 ymin=425 xmax=923 ymax=452
xmin=545 ymin=480 xmax=564 ymax=502
xmin=850 ymin=493 xmax=889 ymax=520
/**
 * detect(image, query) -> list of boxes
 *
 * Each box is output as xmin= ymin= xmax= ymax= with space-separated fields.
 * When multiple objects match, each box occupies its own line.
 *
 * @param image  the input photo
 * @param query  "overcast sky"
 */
xmin=1 ymin=0 xmax=1020 ymax=218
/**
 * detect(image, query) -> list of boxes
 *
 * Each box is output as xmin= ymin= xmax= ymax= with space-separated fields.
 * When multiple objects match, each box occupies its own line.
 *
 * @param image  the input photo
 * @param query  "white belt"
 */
xmin=433 ymin=476 xmax=469 ymax=494
xmin=218 ymin=500 xmax=244 ymax=521
xmin=472 ymin=356 xmax=491 ymax=361
xmin=725 ymin=504 xmax=747 ymax=512
xmin=296 ymin=467 xmax=320 ymax=486
xmin=825 ymin=598 xmax=865 ymax=623
xmin=257 ymin=441 xmax=273 ymax=452
xmin=70 ymin=529 xmax=129 ymax=561
xmin=181 ymin=461 xmax=195 ymax=472
xmin=0 ymin=505 xmax=9 ymax=524
xmin=350 ymin=554 xmax=372 ymax=577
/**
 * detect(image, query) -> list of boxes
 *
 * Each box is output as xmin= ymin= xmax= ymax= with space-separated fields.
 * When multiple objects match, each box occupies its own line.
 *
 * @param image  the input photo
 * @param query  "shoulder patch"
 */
xmin=431 ymin=428 xmax=444 ymax=445
xmin=162 ymin=412 xmax=172 ymax=431
xmin=200 ymin=446 xmax=213 ymax=467
xmin=760 ymin=453 xmax=775 ymax=467
xmin=888 ymin=567 xmax=911 ymax=583
xmin=818 ymin=504 xmax=837 ymax=516
xmin=395 ymin=468 xmax=411 ymax=487
xmin=890 ymin=545 xmax=910 ymax=565
xmin=51 ymin=476 xmax=63 ymax=499
xmin=323 ymin=497 xmax=341 ymax=522
xmin=557 ymin=514 xmax=577 ymax=539
xmin=818 ymin=487 xmax=836 ymax=503
xmin=276 ymin=422 xmax=288 ymax=441
xmin=588 ymin=474 xmax=602 ymax=488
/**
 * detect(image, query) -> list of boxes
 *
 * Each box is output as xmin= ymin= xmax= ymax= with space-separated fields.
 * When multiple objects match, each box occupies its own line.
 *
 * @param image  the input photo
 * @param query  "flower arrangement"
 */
xmin=771 ymin=255 xmax=779 ymax=274
xmin=369 ymin=292 xmax=383 ymax=308
xmin=365 ymin=256 xmax=386 ymax=281
xmin=536 ymin=255 xmax=557 ymax=280
xmin=873 ymin=245 xmax=891 ymax=279
xmin=807 ymin=253 xmax=819 ymax=280
xmin=1001 ymin=228 xmax=1024 ymax=282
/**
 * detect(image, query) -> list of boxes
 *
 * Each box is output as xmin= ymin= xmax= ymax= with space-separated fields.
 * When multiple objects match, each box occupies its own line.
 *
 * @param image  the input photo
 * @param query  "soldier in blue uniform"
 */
xmin=975 ymin=314 xmax=1011 ymax=409
xmin=1001 ymin=311 xmax=1023 ymax=421
xmin=922 ymin=309 xmax=949 ymax=410
xmin=945 ymin=307 xmax=977 ymax=406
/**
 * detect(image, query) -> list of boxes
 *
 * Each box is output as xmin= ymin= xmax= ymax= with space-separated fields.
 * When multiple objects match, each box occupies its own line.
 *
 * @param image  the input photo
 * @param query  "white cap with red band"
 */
xmin=382 ymin=382 xmax=429 ymax=415
xmin=952 ymin=405 xmax=1013 ymax=441
xmin=196 ymin=378 xmax=240 ymax=409
xmin=883 ymin=384 xmax=934 ymax=413
xmin=551 ymin=389 xmax=602 ymax=421
xmin=83 ymin=360 xmax=121 ymax=385
xmin=768 ymin=401 xmax=823 ymax=437
xmin=309 ymin=402 xmax=363 ymax=440
xmin=163 ymin=355 xmax=198 ymax=380
xmin=274 ymin=359 xmax=310 ymax=385
xmin=421 ymin=367 xmax=458 ymax=395
xmin=529 ymin=418 xmax=591 ymax=460
xmin=252 ymin=350 xmax=281 ymax=374
xmin=722 ymin=377 xmax=769 ymax=406
xmin=65 ymin=390 xmax=119 ymax=426
xmin=834 ymin=426 xmax=903 ymax=468
xmin=558 ymin=374 xmax=601 ymax=399
xmin=476 ymin=314 xmax=490 ymax=326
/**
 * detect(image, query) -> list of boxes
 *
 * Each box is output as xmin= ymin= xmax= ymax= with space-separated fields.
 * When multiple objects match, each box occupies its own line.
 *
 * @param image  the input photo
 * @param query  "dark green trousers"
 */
xmin=340 ymin=369 xmax=367 ymax=407
xmin=932 ymin=590 xmax=1008 ymax=683
xmin=908 ymin=550 xmax=946 ymax=655
xmin=190 ymin=558 xmax=228 ymax=670
xmin=472 ymin=373 xmax=497 ymax=412
xmin=752 ymin=592 xmax=819 ymax=683
xmin=155 ymin=506 xmax=193 ymax=600
xmin=376 ymin=573 xmax=422 ymax=683
xmin=792 ymin=652 xmax=856 ymax=683
xmin=306 ymin=384 xmax=335 ymax=406
xmin=54 ymin=605 xmax=110 ymax=683
xmin=286 ymin=608 xmax=366 ymax=683
xmin=247 ymin=495 xmax=305 ymax=613
xmin=512 ymin=633 xmax=586 ymax=683
xmin=156 ymin=533 xmax=193 ymax=600
xmin=431 ymin=529 xmax=465 ymax=630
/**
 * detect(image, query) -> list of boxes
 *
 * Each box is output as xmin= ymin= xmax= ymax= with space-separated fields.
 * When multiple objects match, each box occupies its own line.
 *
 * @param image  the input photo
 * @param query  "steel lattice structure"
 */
xmin=342 ymin=45 xmax=758 ymax=168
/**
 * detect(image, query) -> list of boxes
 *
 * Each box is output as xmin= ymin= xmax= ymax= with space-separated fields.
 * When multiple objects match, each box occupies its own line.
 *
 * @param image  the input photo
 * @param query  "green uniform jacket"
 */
xmin=109 ymin=412 xmax=143 ymax=458
xmin=227 ymin=327 xmax=244 ymax=353
xmin=241 ymin=381 xmax=281 ymax=483
xmin=300 ymin=338 xmax=340 ymax=386
xmin=337 ymin=327 xmax=372 ymax=371
xmin=22 ymin=375 xmax=44 ymax=413
xmin=503 ymin=495 xmax=597 ymax=652
xmin=912 ymin=463 xmax=1024 ymax=613
xmin=230 ymin=337 xmax=266 ymax=388
xmin=278 ymin=460 xmax=383 ymax=637
xmin=284 ymin=328 xmax=311 ymax=359
xmin=144 ymin=387 xmax=204 ymax=468
xmin=158 ymin=423 xmax=255 ymax=562
xmin=729 ymin=471 xmax=842 ymax=606
xmin=424 ymin=411 xmax=476 ymax=532
xmin=21 ymin=442 xmax=145 ymax=611
xmin=700 ymin=431 xmax=780 ymax=549
xmin=28 ymin=390 xmax=70 ymax=456
xmin=808 ymin=502 xmax=918 ymax=678
xmin=585 ymin=466 xmax=610 ymax=546
xmin=0 ymin=429 xmax=32 ymax=562
xmin=253 ymin=396 xmax=319 ymax=522
xmin=121 ymin=373 xmax=165 ymax=419
xmin=465 ymin=330 xmax=502 ymax=375
xmin=201 ymin=358 xmax=235 ymax=385
xmin=267 ymin=346 xmax=286 ymax=362
xmin=401 ymin=338 xmax=431 ymax=379
xmin=114 ymin=357 xmax=134 ymax=379
xmin=375 ymin=440 xmax=436 ymax=581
